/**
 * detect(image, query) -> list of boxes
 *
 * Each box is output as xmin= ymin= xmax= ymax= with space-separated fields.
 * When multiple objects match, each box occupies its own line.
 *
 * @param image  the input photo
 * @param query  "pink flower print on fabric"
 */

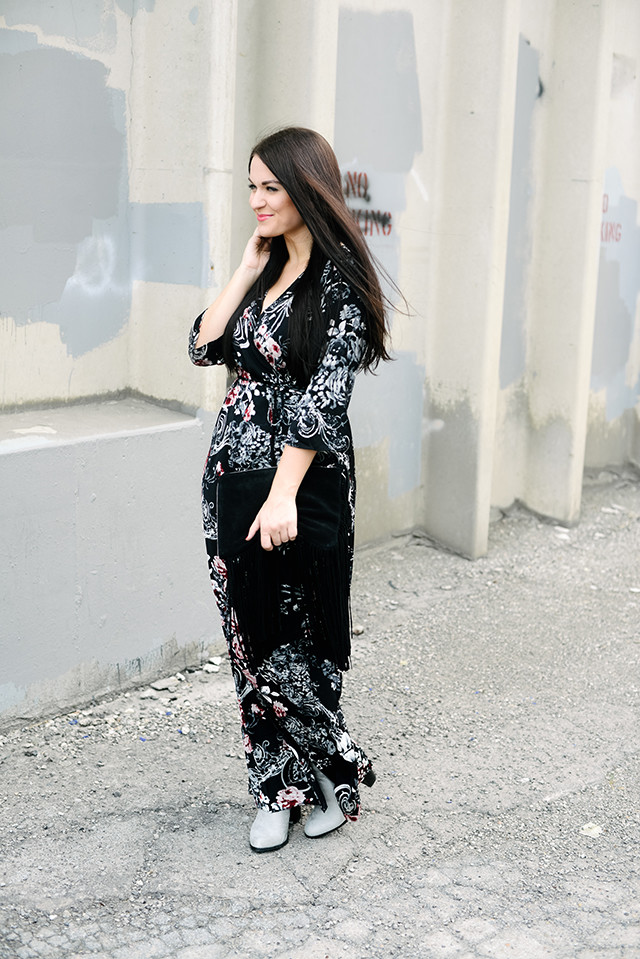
xmin=276 ymin=786 xmax=306 ymax=808
xmin=256 ymin=328 xmax=283 ymax=367
xmin=223 ymin=383 xmax=240 ymax=408
xmin=212 ymin=555 xmax=228 ymax=581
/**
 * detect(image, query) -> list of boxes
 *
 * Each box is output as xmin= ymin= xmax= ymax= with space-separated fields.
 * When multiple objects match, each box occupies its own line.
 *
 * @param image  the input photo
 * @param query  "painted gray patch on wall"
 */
xmin=0 ymin=28 xmax=39 ymax=54
xmin=334 ymin=8 xmax=422 ymax=171
xmin=335 ymin=8 xmax=423 ymax=497
xmin=592 ymin=168 xmax=640 ymax=420
xmin=500 ymin=35 xmax=540 ymax=389
xmin=42 ymin=211 xmax=133 ymax=357
xmin=334 ymin=7 xmax=422 ymax=279
xmin=130 ymin=203 xmax=210 ymax=288
xmin=0 ymin=39 xmax=129 ymax=353
xmin=1 ymin=1 xmax=116 ymax=46
xmin=115 ymin=0 xmax=156 ymax=16
xmin=350 ymin=353 xmax=424 ymax=499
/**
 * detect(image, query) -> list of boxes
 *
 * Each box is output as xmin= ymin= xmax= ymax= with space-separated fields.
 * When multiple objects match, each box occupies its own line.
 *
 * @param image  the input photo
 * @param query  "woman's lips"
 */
xmin=256 ymin=214 xmax=272 ymax=221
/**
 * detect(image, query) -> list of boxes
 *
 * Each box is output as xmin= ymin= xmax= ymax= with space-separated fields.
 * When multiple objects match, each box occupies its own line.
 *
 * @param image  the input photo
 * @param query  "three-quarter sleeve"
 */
xmin=188 ymin=311 xmax=226 ymax=367
xmin=285 ymin=264 xmax=366 ymax=456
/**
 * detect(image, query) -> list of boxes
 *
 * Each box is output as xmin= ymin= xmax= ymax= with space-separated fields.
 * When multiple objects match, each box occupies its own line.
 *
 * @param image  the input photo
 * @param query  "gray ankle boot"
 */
xmin=304 ymin=768 xmax=346 ymax=838
xmin=250 ymin=806 xmax=300 ymax=852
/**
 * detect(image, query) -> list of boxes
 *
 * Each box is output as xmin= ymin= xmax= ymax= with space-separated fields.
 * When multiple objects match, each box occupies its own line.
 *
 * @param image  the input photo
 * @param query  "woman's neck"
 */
xmin=284 ymin=227 xmax=313 ymax=272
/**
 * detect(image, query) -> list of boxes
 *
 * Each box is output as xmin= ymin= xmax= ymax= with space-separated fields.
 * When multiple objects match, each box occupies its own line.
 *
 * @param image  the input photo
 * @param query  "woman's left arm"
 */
xmin=247 ymin=264 xmax=367 ymax=551
xmin=285 ymin=266 xmax=367 ymax=457
xmin=246 ymin=446 xmax=316 ymax=551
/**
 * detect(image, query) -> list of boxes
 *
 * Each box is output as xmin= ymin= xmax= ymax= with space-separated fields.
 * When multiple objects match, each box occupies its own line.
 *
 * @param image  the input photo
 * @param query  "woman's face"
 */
xmin=248 ymin=155 xmax=307 ymax=240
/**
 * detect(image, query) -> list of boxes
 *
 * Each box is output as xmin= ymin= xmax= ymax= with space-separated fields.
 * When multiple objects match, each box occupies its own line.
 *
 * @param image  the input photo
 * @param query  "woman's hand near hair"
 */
xmin=246 ymin=446 xmax=316 ymax=551
xmin=195 ymin=229 xmax=271 ymax=348
xmin=240 ymin=227 xmax=272 ymax=274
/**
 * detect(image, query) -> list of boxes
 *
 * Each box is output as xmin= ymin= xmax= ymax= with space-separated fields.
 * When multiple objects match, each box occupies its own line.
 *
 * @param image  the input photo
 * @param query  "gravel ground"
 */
xmin=1 ymin=467 xmax=639 ymax=959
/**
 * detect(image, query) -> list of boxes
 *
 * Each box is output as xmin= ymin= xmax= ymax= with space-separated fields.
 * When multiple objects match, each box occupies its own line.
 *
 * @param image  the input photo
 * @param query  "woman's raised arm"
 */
xmin=195 ymin=229 xmax=271 ymax=348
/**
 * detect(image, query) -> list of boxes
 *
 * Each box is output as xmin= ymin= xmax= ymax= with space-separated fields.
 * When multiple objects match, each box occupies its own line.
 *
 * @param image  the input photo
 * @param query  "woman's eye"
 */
xmin=248 ymin=184 xmax=256 ymax=191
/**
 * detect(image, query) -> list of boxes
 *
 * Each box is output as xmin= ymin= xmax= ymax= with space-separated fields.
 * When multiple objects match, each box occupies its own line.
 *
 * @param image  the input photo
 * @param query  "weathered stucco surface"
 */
xmin=1 ymin=0 xmax=639 ymax=724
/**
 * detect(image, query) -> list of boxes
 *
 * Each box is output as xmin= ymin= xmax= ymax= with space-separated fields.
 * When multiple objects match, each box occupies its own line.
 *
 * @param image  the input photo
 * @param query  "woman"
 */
xmin=188 ymin=127 xmax=391 ymax=853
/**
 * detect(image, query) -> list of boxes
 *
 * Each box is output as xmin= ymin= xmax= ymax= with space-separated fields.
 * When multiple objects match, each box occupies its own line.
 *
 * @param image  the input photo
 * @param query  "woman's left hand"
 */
xmin=247 ymin=492 xmax=298 ymax=551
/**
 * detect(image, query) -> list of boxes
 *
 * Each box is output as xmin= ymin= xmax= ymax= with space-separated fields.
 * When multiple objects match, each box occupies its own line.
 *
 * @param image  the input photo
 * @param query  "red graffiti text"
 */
xmin=343 ymin=170 xmax=371 ymax=202
xmin=352 ymin=208 xmax=393 ymax=236
xmin=343 ymin=170 xmax=393 ymax=236
xmin=601 ymin=221 xmax=622 ymax=243
xmin=601 ymin=194 xmax=622 ymax=243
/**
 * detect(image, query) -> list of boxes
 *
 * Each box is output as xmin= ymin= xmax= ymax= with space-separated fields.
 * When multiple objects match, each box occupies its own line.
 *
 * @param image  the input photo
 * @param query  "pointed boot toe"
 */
xmin=249 ymin=808 xmax=292 ymax=853
xmin=304 ymin=804 xmax=346 ymax=838
xmin=304 ymin=768 xmax=346 ymax=839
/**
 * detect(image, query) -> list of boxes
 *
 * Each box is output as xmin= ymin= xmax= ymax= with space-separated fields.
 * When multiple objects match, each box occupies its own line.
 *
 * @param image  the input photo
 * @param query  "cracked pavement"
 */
xmin=1 ymin=468 xmax=639 ymax=958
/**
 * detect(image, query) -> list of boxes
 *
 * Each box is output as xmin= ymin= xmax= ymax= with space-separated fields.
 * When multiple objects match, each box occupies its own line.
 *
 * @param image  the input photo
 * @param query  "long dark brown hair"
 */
xmin=223 ymin=127 xmax=398 ymax=385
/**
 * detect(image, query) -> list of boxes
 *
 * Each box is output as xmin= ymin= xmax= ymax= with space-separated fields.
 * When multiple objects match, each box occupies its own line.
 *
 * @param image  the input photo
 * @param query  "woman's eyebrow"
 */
xmin=247 ymin=177 xmax=281 ymax=186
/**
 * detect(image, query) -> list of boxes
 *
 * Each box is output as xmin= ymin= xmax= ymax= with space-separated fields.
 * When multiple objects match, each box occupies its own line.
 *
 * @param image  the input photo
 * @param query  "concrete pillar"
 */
xmin=127 ymin=1 xmax=238 ymax=414
xmin=200 ymin=0 xmax=240 ymax=413
xmin=423 ymin=0 xmax=520 ymax=557
xmin=524 ymin=0 xmax=613 ymax=521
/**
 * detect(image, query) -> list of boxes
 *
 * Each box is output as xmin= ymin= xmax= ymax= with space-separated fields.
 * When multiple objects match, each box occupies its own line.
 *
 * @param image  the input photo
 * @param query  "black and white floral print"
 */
xmin=189 ymin=259 xmax=374 ymax=816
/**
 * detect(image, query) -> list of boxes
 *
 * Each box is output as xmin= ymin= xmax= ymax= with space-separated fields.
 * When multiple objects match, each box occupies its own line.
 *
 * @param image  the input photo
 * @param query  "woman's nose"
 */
xmin=250 ymin=190 xmax=264 ymax=209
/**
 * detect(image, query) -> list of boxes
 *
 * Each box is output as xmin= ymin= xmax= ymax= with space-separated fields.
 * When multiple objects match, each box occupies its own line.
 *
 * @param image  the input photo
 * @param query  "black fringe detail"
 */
xmin=225 ymin=519 xmax=352 ymax=674
xmin=298 ymin=518 xmax=352 ymax=671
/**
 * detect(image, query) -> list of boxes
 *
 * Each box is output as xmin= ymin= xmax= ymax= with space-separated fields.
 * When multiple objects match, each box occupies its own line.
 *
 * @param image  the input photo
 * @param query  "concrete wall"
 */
xmin=1 ymin=0 xmax=639 ymax=725
xmin=0 ymin=2 xmax=231 ymax=726
xmin=0 ymin=400 xmax=219 ymax=727
xmin=492 ymin=0 xmax=640 ymax=515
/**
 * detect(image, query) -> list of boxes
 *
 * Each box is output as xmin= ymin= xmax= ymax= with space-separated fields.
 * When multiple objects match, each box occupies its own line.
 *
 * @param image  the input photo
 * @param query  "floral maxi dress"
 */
xmin=188 ymin=260 xmax=374 ymax=819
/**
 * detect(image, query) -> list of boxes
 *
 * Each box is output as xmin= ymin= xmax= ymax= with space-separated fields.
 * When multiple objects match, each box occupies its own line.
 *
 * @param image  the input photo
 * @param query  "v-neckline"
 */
xmin=259 ymin=271 xmax=305 ymax=317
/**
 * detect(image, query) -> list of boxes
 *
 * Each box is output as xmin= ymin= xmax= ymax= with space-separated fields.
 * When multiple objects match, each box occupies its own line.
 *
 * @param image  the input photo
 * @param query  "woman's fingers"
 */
xmin=241 ymin=229 xmax=271 ymax=273
xmin=261 ymin=526 xmax=275 ymax=551
xmin=245 ymin=497 xmax=298 ymax=551
xmin=259 ymin=525 xmax=296 ymax=551
xmin=246 ymin=512 xmax=278 ymax=550
xmin=246 ymin=515 xmax=260 ymax=541
xmin=246 ymin=516 xmax=297 ymax=551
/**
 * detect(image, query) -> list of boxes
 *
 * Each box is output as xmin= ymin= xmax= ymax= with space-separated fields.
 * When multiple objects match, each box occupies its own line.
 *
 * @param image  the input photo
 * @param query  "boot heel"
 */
xmin=363 ymin=768 xmax=376 ymax=787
